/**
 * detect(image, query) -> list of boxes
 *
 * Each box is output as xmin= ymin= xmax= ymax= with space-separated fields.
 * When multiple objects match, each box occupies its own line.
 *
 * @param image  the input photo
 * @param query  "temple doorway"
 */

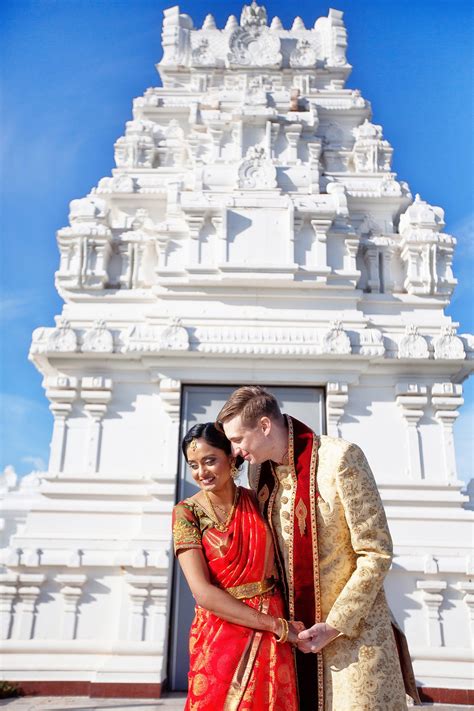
xmin=168 ymin=384 xmax=326 ymax=690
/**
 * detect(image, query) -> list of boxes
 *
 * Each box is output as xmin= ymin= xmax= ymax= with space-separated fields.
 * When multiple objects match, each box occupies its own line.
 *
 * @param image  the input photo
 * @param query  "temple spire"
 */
xmin=240 ymin=1 xmax=267 ymax=28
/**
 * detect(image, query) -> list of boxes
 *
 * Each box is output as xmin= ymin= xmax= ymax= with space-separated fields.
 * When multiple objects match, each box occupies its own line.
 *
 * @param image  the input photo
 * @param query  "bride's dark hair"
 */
xmin=182 ymin=422 xmax=244 ymax=468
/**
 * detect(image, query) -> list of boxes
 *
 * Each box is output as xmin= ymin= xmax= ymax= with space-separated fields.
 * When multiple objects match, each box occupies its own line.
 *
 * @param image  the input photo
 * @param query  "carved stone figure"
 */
xmin=237 ymin=146 xmax=277 ymax=189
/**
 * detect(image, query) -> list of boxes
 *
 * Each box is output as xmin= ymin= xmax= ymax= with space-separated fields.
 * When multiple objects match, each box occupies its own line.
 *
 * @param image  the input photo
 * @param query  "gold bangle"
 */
xmin=275 ymin=617 xmax=289 ymax=644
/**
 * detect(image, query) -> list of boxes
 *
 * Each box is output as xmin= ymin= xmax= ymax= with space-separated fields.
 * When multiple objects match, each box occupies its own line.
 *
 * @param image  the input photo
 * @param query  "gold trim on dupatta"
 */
xmin=223 ymin=595 xmax=271 ymax=710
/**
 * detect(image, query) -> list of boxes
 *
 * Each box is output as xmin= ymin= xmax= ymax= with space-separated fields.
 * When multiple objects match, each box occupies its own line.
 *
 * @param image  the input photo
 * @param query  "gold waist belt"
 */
xmin=225 ymin=577 xmax=276 ymax=600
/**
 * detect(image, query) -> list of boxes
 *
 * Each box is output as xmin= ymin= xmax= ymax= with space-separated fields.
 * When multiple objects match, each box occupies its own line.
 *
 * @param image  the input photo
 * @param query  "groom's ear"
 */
xmin=260 ymin=416 xmax=272 ymax=436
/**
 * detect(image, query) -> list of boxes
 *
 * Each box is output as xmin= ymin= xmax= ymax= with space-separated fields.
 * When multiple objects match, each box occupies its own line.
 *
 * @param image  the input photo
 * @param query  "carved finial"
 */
xmin=225 ymin=14 xmax=239 ymax=30
xmin=202 ymin=13 xmax=216 ymax=30
xmin=270 ymin=16 xmax=283 ymax=30
xmin=292 ymin=16 xmax=306 ymax=31
xmin=415 ymin=193 xmax=421 ymax=202
xmin=241 ymin=1 xmax=267 ymax=28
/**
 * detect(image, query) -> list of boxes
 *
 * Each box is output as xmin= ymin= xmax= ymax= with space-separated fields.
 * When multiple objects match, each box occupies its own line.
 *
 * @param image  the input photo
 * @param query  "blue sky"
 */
xmin=1 ymin=0 xmax=473 ymax=481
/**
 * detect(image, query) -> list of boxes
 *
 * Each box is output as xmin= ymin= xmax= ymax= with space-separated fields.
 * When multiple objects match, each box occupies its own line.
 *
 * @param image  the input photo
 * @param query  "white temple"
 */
xmin=1 ymin=2 xmax=473 ymax=702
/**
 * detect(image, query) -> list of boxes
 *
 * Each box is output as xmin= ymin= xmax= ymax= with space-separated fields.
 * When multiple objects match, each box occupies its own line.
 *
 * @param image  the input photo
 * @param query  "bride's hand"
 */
xmin=287 ymin=620 xmax=305 ymax=644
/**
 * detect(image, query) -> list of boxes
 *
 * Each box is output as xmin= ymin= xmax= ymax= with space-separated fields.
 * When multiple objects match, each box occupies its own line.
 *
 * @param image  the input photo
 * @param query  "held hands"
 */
xmin=287 ymin=620 xmax=306 ymax=645
xmin=297 ymin=622 xmax=340 ymax=653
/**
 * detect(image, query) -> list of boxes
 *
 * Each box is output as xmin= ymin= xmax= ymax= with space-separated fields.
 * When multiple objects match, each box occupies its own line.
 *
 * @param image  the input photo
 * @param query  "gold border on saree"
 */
xmin=225 ymin=577 xmax=276 ymax=600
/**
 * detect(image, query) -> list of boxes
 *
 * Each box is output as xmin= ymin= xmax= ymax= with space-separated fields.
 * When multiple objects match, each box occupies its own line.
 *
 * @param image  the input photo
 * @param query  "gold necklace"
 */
xmin=205 ymin=486 xmax=239 ymax=532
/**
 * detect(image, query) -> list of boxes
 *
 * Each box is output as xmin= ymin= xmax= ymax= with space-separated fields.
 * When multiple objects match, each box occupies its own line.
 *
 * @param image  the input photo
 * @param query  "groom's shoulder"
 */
xmin=317 ymin=434 xmax=354 ymax=457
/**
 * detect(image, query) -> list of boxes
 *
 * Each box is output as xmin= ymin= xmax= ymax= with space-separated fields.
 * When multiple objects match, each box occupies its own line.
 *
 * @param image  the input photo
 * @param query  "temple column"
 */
xmin=148 ymin=576 xmax=169 ymax=647
xmin=456 ymin=582 xmax=474 ymax=643
xmin=16 ymin=574 xmax=45 ymax=640
xmin=326 ymin=382 xmax=349 ymax=437
xmin=0 ymin=573 xmax=18 ymax=640
xmin=44 ymin=376 xmax=78 ymax=474
xmin=396 ymin=384 xmax=428 ymax=479
xmin=56 ymin=574 xmax=87 ymax=640
xmin=416 ymin=580 xmax=447 ymax=646
xmin=125 ymin=575 xmax=149 ymax=642
xmin=309 ymin=218 xmax=332 ymax=280
xmin=431 ymin=383 xmax=464 ymax=483
xmin=80 ymin=377 xmax=112 ymax=474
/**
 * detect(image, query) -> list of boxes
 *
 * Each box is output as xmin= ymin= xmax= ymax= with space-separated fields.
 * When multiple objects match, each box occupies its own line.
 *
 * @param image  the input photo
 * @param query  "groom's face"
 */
xmin=222 ymin=414 xmax=272 ymax=465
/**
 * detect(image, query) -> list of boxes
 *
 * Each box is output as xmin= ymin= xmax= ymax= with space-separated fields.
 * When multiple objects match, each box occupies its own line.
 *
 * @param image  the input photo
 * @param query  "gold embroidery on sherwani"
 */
xmin=295 ymin=498 xmax=307 ymax=536
xmin=258 ymin=483 xmax=270 ymax=506
xmin=308 ymin=434 xmax=324 ymax=711
xmin=286 ymin=416 xmax=298 ymax=621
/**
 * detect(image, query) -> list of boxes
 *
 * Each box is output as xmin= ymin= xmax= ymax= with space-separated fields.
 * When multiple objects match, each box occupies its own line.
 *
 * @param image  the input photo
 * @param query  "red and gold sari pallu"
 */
xmin=173 ymin=488 xmax=298 ymax=711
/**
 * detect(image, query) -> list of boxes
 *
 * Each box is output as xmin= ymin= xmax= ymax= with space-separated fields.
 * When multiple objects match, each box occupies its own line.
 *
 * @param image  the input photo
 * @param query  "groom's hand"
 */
xmin=297 ymin=622 xmax=340 ymax=653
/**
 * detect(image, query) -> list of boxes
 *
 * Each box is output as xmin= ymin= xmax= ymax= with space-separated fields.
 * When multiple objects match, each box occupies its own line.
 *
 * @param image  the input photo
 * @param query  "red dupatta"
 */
xmin=180 ymin=488 xmax=298 ymax=711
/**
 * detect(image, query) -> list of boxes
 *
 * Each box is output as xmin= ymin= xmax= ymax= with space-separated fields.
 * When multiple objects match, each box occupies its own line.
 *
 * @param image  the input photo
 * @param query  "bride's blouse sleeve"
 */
xmin=172 ymin=501 xmax=203 ymax=554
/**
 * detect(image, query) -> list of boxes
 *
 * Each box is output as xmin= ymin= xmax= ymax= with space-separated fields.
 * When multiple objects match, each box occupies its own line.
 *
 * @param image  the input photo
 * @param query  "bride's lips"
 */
xmin=200 ymin=476 xmax=215 ymax=485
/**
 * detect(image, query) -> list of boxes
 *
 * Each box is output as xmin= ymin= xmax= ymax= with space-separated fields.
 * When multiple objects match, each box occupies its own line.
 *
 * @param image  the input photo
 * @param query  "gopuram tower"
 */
xmin=1 ymin=2 xmax=473 ymax=703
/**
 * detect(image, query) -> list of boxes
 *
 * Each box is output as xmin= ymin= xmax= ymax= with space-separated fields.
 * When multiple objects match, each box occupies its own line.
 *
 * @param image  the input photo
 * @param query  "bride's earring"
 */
xmin=231 ymin=462 xmax=239 ymax=479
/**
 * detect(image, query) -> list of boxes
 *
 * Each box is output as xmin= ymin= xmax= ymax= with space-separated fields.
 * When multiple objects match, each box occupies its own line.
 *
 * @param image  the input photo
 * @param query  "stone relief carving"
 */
xmin=433 ymin=326 xmax=465 ymax=360
xmin=356 ymin=329 xmax=385 ymax=357
xmin=398 ymin=325 xmax=429 ymax=359
xmin=351 ymin=120 xmax=393 ymax=173
xmin=159 ymin=318 xmax=190 ymax=351
xmin=192 ymin=38 xmax=217 ymax=67
xmin=82 ymin=321 xmax=114 ymax=354
xmin=290 ymin=39 xmax=318 ymax=68
xmin=240 ymin=1 xmax=267 ymax=28
xmin=320 ymin=321 xmax=351 ymax=355
xmin=399 ymin=195 xmax=456 ymax=297
xmin=96 ymin=175 xmax=136 ymax=194
xmin=114 ymin=119 xmax=158 ymax=169
xmin=227 ymin=5 xmax=281 ymax=68
xmin=48 ymin=321 xmax=79 ymax=353
xmin=237 ymin=146 xmax=277 ymax=189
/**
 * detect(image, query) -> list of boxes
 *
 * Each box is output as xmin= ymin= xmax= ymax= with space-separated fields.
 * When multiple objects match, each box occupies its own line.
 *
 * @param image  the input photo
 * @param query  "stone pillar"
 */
xmin=125 ymin=576 xmax=149 ymax=642
xmin=364 ymin=245 xmax=380 ymax=293
xmin=56 ymin=574 xmax=87 ymax=640
xmin=159 ymin=377 xmax=182 ymax=473
xmin=0 ymin=573 xmax=18 ymax=640
xmin=344 ymin=237 xmax=359 ymax=274
xmin=148 ymin=575 xmax=169 ymax=647
xmin=211 ymin=213 xmax=226 ymax=264
xmin=44 ymin=376 xmax=78 ymax=474
xmin=307 ymin=143 xmax=321 ymax=194
xmin=431 ymin=383 xmax=464 ymax=483
xmin=456 ymin=581 xmax=474 ymax=644
xmin=185 ymin=213 xmax=206 ymax=265
xmin=284 ymin=124 xmax=302 ymax=164
xmin=396 ymin=384 xmax=428 ymax=479
xmin=269 ymin=122 xmax=280 ymax=160
xmin=309 ymin=218 xmax=332 ymax=279
xmin=416 ymin=580 xmax=447 ymax=646
xmin=16 ymin=574 xmax=45 ymax=640
xmin=80 ymin=377 xmax=112 ymax=474
xmin=326 ymin=382 xmax=349 ymax=437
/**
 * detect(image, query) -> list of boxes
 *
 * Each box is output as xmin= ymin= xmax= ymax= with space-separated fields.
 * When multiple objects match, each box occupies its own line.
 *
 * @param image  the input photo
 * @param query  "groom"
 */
xmin=217 ymin=386 xmax=419 ymax=711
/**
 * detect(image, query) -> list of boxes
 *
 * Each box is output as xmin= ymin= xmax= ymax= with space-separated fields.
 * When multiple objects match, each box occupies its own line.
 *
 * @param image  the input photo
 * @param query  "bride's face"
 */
xmin=186 ymin=439 xmax=233 ymax=493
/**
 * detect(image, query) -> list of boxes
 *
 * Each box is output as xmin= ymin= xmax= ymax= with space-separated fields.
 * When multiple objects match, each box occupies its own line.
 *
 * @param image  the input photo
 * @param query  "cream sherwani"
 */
xmin=255 ymin=421 xmax=419 ymax=711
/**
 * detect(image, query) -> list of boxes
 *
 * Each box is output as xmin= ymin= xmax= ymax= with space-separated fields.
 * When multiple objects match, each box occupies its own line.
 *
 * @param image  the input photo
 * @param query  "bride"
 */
xmin=172 ymin=422 xmax=302 ymax=710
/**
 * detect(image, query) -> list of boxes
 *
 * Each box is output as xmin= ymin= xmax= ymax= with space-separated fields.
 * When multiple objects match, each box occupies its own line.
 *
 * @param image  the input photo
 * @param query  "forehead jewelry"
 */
xmin=189 ymin=438 xmax=199 ymax=452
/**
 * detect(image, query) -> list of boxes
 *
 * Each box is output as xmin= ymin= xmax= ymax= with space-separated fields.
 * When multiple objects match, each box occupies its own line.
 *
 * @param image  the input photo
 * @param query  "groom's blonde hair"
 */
xmin=217 ymin=386 xmax=282 ymax=429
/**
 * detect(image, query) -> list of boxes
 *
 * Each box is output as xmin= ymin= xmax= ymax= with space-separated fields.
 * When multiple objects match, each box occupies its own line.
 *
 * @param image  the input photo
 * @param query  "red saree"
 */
xmin=172 ymin=487 xmax=298 ymax=711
